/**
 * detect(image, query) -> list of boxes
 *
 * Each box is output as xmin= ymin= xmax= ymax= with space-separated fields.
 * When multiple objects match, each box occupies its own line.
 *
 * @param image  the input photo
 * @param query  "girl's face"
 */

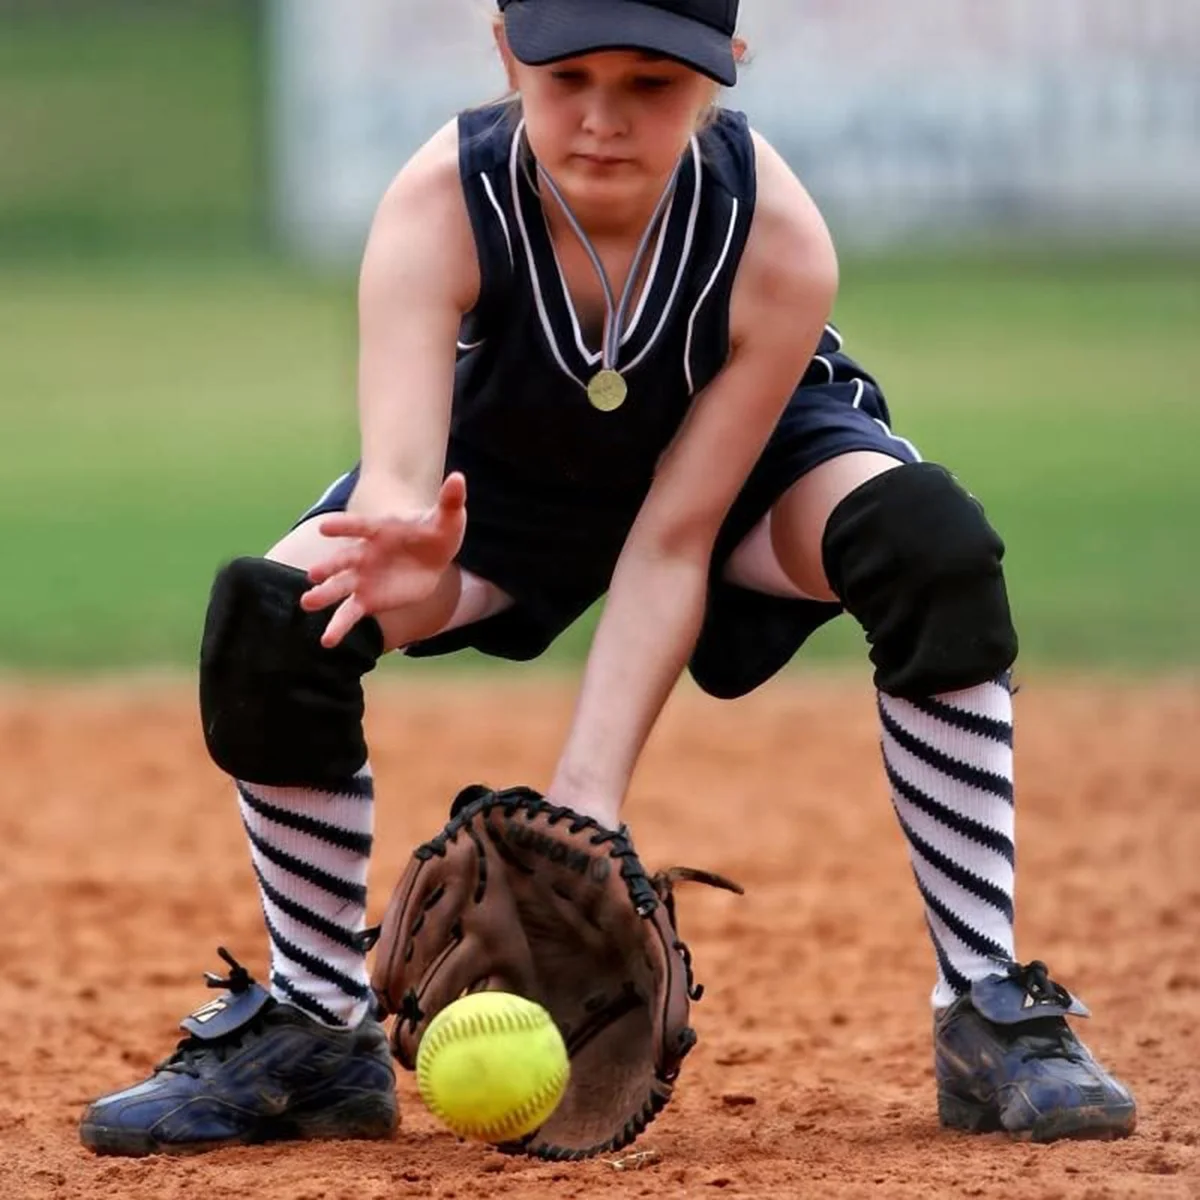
xmin=503 ymin=45 xmax=717 ymax=220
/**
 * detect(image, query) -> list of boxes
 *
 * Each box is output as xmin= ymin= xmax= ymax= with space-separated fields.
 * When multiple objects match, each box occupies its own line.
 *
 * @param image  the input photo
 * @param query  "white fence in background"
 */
xmin=267 ymin=0 xmax=1200 ymax=262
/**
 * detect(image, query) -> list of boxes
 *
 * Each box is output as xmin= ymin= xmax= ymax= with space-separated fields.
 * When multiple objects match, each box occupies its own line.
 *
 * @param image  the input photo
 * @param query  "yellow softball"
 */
xmin=416 ymin=992 xmax=570 ymax=1143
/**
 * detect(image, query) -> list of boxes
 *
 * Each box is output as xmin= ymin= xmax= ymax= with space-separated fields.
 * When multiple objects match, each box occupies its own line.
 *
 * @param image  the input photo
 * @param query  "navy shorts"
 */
xmin=297 ymin=370 xmax=919 ymax=699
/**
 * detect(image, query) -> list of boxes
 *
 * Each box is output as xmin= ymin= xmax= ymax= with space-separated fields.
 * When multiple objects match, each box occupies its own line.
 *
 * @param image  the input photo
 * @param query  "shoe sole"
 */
xmin=81 ymin=1092 xmax=398 ymax=1157
xmin=938 ymin=1090 xmax=1137 ymax=1142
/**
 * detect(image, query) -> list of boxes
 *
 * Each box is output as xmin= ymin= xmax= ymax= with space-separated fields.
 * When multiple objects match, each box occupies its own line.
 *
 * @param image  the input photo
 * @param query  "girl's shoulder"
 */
xmin=373 ymin=118 xmax=466 ymax=222
xmin=363 ymin=118 xmax=480 ymax=312
xmin=456 ymin=101 xmax=523 ymax=179
xmin=729 ymin=125 xmax=837 ymax=332
xmin=696 ymin=108 xmax=758 ymax=203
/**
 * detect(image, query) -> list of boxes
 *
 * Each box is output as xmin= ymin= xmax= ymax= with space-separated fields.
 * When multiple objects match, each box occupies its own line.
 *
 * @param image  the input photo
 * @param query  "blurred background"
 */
xmin=1 ymin=0 xmax=1197 ymax=673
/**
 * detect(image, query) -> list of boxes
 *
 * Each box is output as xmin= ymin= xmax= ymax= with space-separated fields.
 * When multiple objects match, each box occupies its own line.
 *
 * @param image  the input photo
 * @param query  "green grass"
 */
xmin=1 ymin=252 xmax=1197 ymax=672
xmin=801 ymin=252 xmax=1200 ymax=668
xmin=2 ymin=8 xmax=1195 ymax=673
xmin=0 ymin=5 xmax=261 ymax=255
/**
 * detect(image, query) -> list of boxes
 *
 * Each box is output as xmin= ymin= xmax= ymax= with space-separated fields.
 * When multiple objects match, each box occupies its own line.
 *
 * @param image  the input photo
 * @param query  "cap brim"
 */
xmin=504 ymin=0 xmax=737 ymax=88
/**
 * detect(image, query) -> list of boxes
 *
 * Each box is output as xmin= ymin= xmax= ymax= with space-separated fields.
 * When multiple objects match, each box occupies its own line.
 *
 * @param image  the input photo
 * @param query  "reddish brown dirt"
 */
xmin=1 ymin=674 xmax=1198 ymax=1199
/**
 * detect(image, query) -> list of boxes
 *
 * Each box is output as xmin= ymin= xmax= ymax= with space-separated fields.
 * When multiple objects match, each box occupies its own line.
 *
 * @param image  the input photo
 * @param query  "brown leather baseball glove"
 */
xmin=368 ymin=784 xmax=742 ymax=1160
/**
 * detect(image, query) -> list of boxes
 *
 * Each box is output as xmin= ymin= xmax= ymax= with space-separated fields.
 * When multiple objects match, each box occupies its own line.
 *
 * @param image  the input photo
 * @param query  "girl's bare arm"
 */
xmin=351 ymin=120 xmax=480 ymax=518
xmin=549 ymin=132 xmax=840 ymax=825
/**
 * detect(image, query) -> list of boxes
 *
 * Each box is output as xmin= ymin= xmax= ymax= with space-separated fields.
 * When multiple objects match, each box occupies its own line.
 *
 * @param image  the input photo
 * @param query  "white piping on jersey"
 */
xmin=620 ymin=136 xmax=703 ymax=375
xmin=825 ymin=323 xmax=843 ymax=350
xmin=873 ymin=416 xmax=923 ymax=462
xmin=851 ymin=378 xmax=866 ymax=407
xmin=457 ymin=338 xmax=485 ymax=352
xmin=508 ymin=122 xmax=702 ymax=383
xmin=814 ymin=355 xmax=835 ymax=384
xmin=305 ymin=470 xmax=353 ymax=517
xmin=682 ymin=197 xmax=740 ymax=396
xmin=618 ymin=176 xmax=672 ymax=347
xmin=550 ymin=250 xmax=601 ymax=367
xmin=547 ymin=158 xmax=680 ymax=366
xmin=480 ymin=173 xmax=514 ymax=269
xmin=509 ymin=121 xmax=585 ymax=389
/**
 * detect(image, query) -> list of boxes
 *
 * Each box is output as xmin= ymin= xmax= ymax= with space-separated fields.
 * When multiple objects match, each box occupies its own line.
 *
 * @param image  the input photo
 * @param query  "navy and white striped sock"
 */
xmin=237 ymin=769 xmax=375 ymax=1027
xmin=878 ymin=677 xmax=1017 ymax=1009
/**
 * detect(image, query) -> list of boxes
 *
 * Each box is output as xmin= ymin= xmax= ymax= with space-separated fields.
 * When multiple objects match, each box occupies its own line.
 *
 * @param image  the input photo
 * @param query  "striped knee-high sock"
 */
xmin=237 ymin=769 xmax=375 ymax=1027
xmin=878 ymin=677 xmax=1017 ymax=1009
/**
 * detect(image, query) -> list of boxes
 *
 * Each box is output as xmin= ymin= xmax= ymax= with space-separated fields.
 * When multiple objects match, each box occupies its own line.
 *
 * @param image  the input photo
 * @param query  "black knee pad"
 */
xmin=821 ymin=463 xmax=1018 ymax=698
xmin=199 ymin=557 xmax=384 ymax=788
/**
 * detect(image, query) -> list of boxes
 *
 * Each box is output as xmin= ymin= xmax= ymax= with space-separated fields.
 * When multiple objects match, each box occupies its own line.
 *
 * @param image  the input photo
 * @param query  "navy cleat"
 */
xmin=934 ymin=960 xmax=1136 ymax=1142
xmin=80 ymin=948 xmax=398 ymax=1156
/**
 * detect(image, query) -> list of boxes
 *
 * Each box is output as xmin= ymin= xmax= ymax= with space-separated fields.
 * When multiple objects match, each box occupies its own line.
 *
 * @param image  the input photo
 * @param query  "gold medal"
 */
xmin=536 ymin=152 xmax=681 ymax=419
xmin=587 ymin=369 xmax=628 ymax=412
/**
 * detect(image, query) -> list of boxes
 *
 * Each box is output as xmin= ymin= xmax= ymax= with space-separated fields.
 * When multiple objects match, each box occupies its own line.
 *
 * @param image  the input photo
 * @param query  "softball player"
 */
xmin=81 ymin=0 xmax=1135 ymax=1155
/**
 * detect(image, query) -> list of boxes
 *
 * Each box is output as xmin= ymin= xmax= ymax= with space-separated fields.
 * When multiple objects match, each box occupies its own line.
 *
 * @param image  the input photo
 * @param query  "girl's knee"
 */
xmin=820 ymin=462 xmax=1018 ymax=698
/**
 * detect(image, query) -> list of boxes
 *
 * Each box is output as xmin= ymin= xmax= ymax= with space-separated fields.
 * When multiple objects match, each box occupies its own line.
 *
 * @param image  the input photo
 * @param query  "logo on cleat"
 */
xmin=1021 ymin=991 xmax=1055 ymax=1011
xmin=189 ymin=997 xmax=229 ymax=1024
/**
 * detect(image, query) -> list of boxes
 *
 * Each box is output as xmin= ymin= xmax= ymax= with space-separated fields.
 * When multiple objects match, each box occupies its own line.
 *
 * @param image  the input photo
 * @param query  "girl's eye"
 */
xmin=632 ymin=76 xmax=675 ymax=93
xmin=550 ymin=70 xmax=588 ymax=86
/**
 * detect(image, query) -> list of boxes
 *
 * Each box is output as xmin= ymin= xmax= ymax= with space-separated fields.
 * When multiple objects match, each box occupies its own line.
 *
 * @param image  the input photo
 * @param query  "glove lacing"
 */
xmin=651 ymin=867 xmax=744 ymax=1001
xmin=394 ymin=788 xmax=745 ymax=1003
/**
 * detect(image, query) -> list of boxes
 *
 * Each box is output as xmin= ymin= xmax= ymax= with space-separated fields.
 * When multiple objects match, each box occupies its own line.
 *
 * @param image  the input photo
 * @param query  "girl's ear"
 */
xmin=493 ymin=18 xmax=520 ymax=91
xmin=733 ymin=36 xmax=749 ymax=64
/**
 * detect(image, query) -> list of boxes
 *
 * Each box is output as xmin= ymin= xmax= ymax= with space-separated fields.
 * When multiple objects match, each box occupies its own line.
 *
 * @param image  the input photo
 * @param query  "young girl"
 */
xmin=81 ymin=0 xmax=1135 ymax=1156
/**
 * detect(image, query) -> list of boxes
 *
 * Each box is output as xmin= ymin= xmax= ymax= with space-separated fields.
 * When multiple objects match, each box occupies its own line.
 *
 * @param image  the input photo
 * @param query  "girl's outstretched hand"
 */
xmin=301 ymin=472 xmax=467 ymax=648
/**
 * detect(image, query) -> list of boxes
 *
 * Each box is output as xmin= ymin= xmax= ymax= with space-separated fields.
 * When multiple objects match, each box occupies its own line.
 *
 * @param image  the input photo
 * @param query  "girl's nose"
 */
xmin=580 ymin=87 xmax=628 ymax=140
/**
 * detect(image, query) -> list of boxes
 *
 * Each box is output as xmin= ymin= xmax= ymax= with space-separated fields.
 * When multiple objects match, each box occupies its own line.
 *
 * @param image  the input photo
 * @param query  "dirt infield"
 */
xmin=1 ymin=674 xmax=1197 ymax=1199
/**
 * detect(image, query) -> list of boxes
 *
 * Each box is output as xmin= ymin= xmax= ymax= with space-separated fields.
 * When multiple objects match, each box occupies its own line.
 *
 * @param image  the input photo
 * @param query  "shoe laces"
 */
xmin=1009 ymin=960 xmax=1072 ymax=1007
xmin=1009 ymin=1015 xmax=1087 ymax=1063
xmin=157 ymin=948 xmax=273 ymax=1078
xmin=1004 ymin=960 xmax=1087 ymax=1064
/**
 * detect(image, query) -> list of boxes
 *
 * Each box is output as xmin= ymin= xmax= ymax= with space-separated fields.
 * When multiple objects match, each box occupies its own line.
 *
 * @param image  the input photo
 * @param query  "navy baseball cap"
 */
xmin=498 ymin=0 xmax=739 ymax=88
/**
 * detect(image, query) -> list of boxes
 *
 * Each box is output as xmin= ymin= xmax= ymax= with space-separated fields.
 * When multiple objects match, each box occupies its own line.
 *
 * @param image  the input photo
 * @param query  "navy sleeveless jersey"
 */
xmin=452 ymin=102 xmax=756 ymax=497
xmin=303 ymin=103 xmax=918 ymax=696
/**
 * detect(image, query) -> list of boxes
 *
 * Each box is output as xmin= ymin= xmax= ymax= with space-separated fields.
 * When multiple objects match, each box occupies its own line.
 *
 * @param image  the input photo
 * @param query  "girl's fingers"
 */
xmin=300 ymin=569 xmax=357 ymax=612
xmin=307 ymin=545 xmax=364 ymax=585
xmin=318 ymin=513 xmax=378 ymax=540
xmin=322 ymin=596 xmax=366 ymax=648
xmin=393 ymin=521 xmax=445 ymax=549
xmin=439 ymin=472 xmax=467 ymax=513
xmin=415 ymin=474 xmax=468 ymax=545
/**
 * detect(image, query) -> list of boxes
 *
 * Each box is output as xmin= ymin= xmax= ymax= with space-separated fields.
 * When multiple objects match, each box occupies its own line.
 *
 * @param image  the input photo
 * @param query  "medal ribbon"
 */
xmin=536 ymin=155 xmax=683 ymax=391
